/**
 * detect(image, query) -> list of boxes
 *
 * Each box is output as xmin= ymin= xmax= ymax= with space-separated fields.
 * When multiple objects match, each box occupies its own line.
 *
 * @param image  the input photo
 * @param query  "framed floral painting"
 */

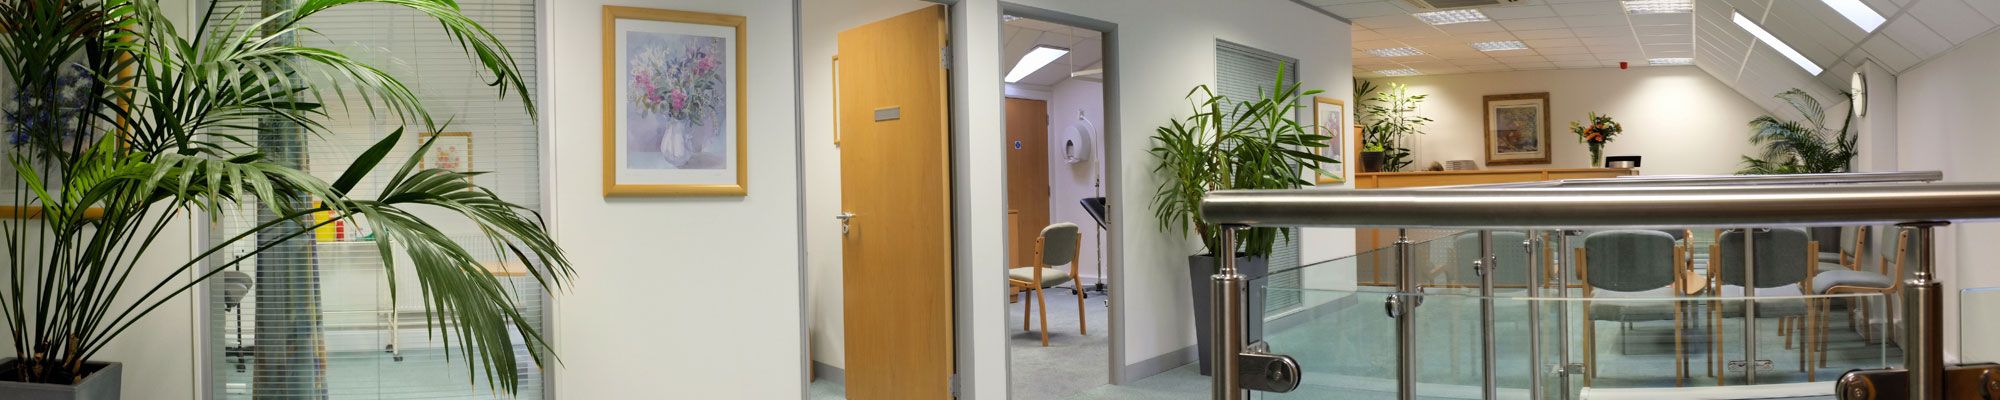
xmin=1483 ymin=92 xmax=1551 ymax=166
xmin=602 ymin=6 xmax=747 ymax=196
xmin=1312 ymin=96 xmax=1346 ymax=184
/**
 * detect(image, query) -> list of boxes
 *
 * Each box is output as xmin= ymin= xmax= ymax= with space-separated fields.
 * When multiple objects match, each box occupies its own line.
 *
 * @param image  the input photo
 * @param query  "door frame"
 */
xmin=989 ymin=2 xmax=1126 ymax=389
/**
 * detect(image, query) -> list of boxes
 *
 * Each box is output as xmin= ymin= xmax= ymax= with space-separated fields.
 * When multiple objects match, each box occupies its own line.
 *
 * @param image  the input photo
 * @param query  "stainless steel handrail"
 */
xmin=1445 ymin=170 xmax=1943 ymax=189
xmin=1202 ymin=182 xmax=2000 ymax=228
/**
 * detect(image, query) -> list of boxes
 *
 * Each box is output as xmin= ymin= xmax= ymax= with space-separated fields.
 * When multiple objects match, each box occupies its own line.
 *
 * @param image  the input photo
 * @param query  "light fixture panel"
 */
xmin=1375 ymin=68 xmax=1420 ymax=76
xmin=1732 ymin=11 xmax=1824 ymax=75
xmin=1366 ymin=47 xmax=1427 ymax=57
xmin=1004 ymin=45 xmax=1070 ymax=83
xmin=1470 ymin=41 xmax=1529 ymax=52
xmin=1648 ymin=57 xmax=1694 ymax=65
xmin=1413 ymin=9 xmax=1489 ymax=25
xmin=1820 ymin=0 xmax=1885 ymax=32
xmin=1623 ymin=0 xmax=1694 ymax=15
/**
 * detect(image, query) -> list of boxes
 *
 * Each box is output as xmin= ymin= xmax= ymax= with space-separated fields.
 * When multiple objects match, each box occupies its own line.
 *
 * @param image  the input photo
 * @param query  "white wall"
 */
xmin=545 ymin=0 xmax=803 ymax=398
xmin=1892 ymin=28 xmax=2000 ymax=362
xmin=1046 ymin=78 xmax=1109 ymax=283
xmin=1372 ymin=66 xmax=1768 ymax=176
xmin=798 ymin=0 xmax=934 ymax=371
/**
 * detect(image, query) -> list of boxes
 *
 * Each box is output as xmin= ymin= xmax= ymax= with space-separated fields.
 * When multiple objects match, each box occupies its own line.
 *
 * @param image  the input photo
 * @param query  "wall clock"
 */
xmin=1851 ymin=71 xmax=1868 ymax=117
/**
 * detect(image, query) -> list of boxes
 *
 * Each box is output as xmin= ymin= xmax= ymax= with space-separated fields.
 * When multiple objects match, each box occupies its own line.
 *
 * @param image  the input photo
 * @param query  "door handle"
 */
xmin=836 ymin=212 xmax=855 ymax=234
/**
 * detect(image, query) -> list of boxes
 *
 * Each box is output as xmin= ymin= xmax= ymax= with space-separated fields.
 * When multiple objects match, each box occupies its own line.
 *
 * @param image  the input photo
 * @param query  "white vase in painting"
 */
xmin=657 ymin=118 xmax=700 ymax=168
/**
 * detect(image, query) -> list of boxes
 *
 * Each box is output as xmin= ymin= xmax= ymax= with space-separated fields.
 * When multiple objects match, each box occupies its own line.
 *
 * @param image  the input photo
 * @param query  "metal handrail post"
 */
xmin=1557 ymin=231 xmax=1576 ymax=400
xmin=1903 ymin=222 xmax=1947 ymax=400
xmin=1526 ymin=232 xmax=1544 ymax=400
xmin=1213 ymin=226 xmax=1247 ymax=400
xmin=1743 ymin=228 xmax=1758 ymax=384
xmin=1479 ymin=230 xmax=1497 ymax=400
xmin=1397 ymin=229 xmax=1416 ymax=400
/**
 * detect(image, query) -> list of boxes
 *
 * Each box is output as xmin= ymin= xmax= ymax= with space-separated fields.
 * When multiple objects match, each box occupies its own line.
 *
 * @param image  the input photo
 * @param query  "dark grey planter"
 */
xmin=1359 ymin=151 xmax=1386 ymax=173
xmin=1188 ymin=254 xmax=1267 ymax=376
xmin=0 ymin=360 xmax=121 ymax=400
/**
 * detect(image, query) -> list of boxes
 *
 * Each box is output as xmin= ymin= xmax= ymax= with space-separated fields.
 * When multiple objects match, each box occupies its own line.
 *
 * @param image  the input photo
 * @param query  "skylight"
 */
xmin=1004 ymin=45 xmax=1069 ymax=83
xmin=1470 ymin=41 xmax=1529 ymax=52
xmin=1820 ymin=0 xmax=1885 ymax=32
xmin=1732 ymin=11 xmax=1824 ymax=75
xmin=1375 ymin=68 xmax=1420 ymax=76
xmin=1648 ymin=57 xmax=1694 ymax=65
xmin=1623 ymin=0 xmax=1694 ymax=15
xmin=1366 ymin=47 xmax=1426 ymax=57
xmin=1413 ymin=9 xmax=1488 ymax=25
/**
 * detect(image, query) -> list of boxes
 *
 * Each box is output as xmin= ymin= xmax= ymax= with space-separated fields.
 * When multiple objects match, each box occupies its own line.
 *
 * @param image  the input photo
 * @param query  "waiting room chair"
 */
xmin=1009 ymin=223 xmax=1083 ymax=347
xmin=1707 ymin=228 xmax=1818 ymax=384
xmin=1808 ymin=228 xmax=1910 ymax=374
xmin=1575 ymin=230 xmax=1690 ymax=386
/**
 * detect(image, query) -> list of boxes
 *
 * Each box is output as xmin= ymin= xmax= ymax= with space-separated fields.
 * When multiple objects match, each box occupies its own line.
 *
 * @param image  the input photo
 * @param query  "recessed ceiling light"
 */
xmin=1648 ymin=57 xmax=1694 ymax=65
xmin=1732 ymin=11 xmax=1824 ymax=75
xmin=1470 ymin=41 xmax=1529 ymax=52
xmin=1004 ymin=45 xmax=1069 ymax=83
xmin=1366 ymin=47 xmax=1426 ymax=57
xmin=1820 ymin=0 xmax=1885 ymax=32
xmin=1413 ymin=9 xmax=1489 ymax=25
xmin=1002 ymin=15 xmax=1022 ymax=23
xmin=1622 ymin=0 xmax=1694 ymax=15
xmin=1375 ymin=68 xmax=1420 ymax=76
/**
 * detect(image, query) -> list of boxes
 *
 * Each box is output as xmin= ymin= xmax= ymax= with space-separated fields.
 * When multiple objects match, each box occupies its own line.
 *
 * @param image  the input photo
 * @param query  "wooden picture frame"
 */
xmin=1311 ymin=96 xmax=1347 ymax=184
xmin=601 ymin=6 xmax=749 ymax=196
xmin=417 ymin=131 xmax=474 ymax=173
xmin=1483 ymin=92 xmax=1552 ymax=166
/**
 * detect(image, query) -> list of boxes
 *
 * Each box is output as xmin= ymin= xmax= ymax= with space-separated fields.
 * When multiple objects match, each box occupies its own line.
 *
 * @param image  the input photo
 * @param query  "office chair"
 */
xmin=1010 ymin=223 xmax=1083 ymax=346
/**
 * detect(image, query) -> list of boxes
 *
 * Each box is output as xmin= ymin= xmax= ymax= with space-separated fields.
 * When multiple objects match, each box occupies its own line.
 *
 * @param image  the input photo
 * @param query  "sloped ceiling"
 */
xmin=1305 ymin=0 xmax=2000 ymax=116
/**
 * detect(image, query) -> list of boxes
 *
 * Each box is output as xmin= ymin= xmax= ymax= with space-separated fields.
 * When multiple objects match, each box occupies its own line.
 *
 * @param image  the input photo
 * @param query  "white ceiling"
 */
xmin=1002 ymin=16 xmax=1103 ymax=88
xmin=1309 ymin=0 xmax=2000 ymax=116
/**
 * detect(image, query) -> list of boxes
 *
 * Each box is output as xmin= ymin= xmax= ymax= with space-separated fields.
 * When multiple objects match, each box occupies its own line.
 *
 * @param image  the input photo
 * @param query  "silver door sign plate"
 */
xmin=874 ymin=106 xmax=901 ymax=121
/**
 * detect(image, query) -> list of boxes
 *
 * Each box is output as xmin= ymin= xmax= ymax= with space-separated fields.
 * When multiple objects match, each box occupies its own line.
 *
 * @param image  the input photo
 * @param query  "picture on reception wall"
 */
xmin=1483 ymin=92 xmax=1551 ymax=165
xmin=602 ymin=6 xmax=747 ymax=196
xmin=417 ymin=131 xmax=474 ymax=173
xmin=1312 ymin=96 xmax=1346 ymax=184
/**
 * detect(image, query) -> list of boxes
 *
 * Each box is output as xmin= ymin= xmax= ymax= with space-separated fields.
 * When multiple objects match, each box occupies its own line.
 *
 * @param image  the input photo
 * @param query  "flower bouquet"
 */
xmin=1570 ymin=112 xmax=1623 ymax=167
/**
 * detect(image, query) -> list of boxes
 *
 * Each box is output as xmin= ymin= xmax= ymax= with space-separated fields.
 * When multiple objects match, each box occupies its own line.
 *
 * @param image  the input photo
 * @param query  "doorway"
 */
xmin=1000 ymin=12 xmax=1113 ymax=400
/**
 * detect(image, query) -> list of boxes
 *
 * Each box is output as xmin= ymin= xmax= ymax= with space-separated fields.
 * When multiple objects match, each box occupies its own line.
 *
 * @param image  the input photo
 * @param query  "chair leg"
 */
xmin=1036 ymin=285 xmax=1050 ymax=347
xmin=1799 ymin=300 xmax=1811 ymax=376
xmin=1780 ymin=316 xmax=1793 ymax=349
xmin=1818 ymin=298 xmax=1831 ymax=369
xmin=1022 ymin=286 xmax=1032 ymax=331
xmin=1076 ymin=283 xmax=1088 ymax=336
xmin=1583 ymin=303 xmax=1596 ymax=386
xmin=1675 ymin=300 xmax=1686 ymax=387
xmin=1713 ymin=299 xmax=1725 ymax=386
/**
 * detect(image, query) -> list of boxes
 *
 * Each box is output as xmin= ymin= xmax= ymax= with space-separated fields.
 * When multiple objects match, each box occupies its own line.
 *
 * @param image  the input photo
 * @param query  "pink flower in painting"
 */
xmin=696 ymin=55 xmax=715 ymax=76
xmin=669 ymin=89 xmax=687 ymax=113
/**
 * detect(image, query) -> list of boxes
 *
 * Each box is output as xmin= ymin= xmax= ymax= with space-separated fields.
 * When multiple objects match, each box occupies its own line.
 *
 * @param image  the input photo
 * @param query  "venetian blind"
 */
xmin=199 ymin=1 xmax=545 ymax=398
xmin=1216 ymin=40 xmax=1303 ymax=314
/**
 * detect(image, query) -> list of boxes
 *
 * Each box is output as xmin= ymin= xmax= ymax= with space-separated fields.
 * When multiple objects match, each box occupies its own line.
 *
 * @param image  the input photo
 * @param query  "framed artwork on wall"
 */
xmin=418 ymin=131 xmax=474 ymax=173
xmin=1312 ymin=96 xmax=1346 ymax=184
xmin=1482 ymin=92 xmax=1551 ymax=166
xmin=601 ymin=6 xmax=748 ymax=196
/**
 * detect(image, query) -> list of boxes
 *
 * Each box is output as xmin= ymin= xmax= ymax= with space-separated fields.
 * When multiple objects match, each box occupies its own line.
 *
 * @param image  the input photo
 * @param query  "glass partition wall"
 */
xmin=198 ymin=0 xmax=545 ymax=398
xmin=1203 ymin=173 xmax=1984 ymax=400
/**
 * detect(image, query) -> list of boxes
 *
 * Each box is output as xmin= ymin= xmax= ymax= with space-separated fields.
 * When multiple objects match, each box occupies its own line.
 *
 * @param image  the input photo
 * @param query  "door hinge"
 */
xmin=941 ymin=46 xmax=952 ymax=70
xmin=947 ymin=373 xmax=960 ymax=397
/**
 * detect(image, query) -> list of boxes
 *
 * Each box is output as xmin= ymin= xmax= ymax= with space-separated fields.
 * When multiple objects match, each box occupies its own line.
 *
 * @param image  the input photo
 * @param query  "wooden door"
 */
xmin=1005 ymin=97 xmax=1050 ymax=266
xmin=837 ymin=5 xmax=954 ymax=399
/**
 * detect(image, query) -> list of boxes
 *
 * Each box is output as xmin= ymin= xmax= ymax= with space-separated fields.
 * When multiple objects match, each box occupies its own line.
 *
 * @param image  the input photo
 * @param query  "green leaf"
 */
xmin=333 ymin=128 xmax=405 ymax=195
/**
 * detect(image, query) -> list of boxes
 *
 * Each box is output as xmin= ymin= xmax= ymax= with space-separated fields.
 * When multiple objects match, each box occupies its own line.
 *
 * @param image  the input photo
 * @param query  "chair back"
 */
xmin=1811 ymin=226 xmax=1843 ymax=255
xmin=1582 ymin=230 xmax=1678 ymax=292
xmin=1450 ymin=231 xmax=1531 ymax=287
xmin=1039 ymin=223 xmax=1081 ymax=267
xmin=1716 ymin=228 xmax=1812 ymax=288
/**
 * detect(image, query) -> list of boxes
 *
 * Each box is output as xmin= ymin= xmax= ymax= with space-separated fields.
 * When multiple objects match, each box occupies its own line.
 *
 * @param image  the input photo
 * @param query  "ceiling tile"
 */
xmin=1452 ymin=57 xmax=1503 ymax=66
xmin=1439 ymin=21 xmax=1510 ymax=34
xmin=1552 ymin=2 xmax=1624 ymax=17
xmin=1483 ymin=4 xmax=1560 ymax=20
xmin=1536 ymin=46 xmax=1593 ymax=55
xmin=1880 ymin=16 xmax=1953 ymax=60
xmin=1499 ymin=17 xmax=1569 ymax=30
xmin=1513 ymin=28 xmax=1578 ymax=39
xmin=1376 ymin=26 xmax=1447 ymax=39
xmin=1545 ymin=53 xmax=1599 ymax=62
xmin=1639 ymin=33 xmax=1694 ymax=44
xmin=1628 ymin=13 xmax=1695 ymax=27
xmin=1644 ymin=43 xmax=1695 ymax=53
xmin=1506 ymin=61 xmax=1559 ymax=69
xmin=1580 ymin=36 xmax=1640 ymax=47
xmin=1355 ymin=39 xmax=1406 ymax=49
xmin=1858 ymin=0 xmax=1900 ymax=13
xmin=1907 ymin=0 xmax=1999 ymax=43
xmin=1455 ymin=32 xmax=1525 ymax=42
xmin=1554 ymin=61 xmax=1603 ymax=68
xmin=1858 ymin=35 xmax=1920 ymax=71
xmin=1464 ymin=64 xmax=1512 ymax=72
xmin=1354 ymin=15 xmax=1422 ymax=29
xmin=1968 ymin=0 xmax=2000 ymax=24
xmin=1572 ymin=26 xmax=1634 ymax=38
xmin=1564 ymin=15 xmax=1630 ymax=28
xmin=1635 ymin=24 xmax=1693 ymax=36
xmin=1352 ymin=28 xmax=1388 ymax=42
xmin=1323 ymin=2 xmax=1408 ymax=19
xmin=1525 ymin=37 xmax=1586 ymax=48
xmin=1495 ymin=55 xmax=1550 ymax=63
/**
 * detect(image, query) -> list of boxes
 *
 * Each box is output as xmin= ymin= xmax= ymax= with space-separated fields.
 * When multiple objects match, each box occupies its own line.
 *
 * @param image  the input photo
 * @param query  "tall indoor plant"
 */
xmin=1738 ymin=88 xmax=1858 ymax=174
xmin=1360 ymin=82 xmax=1428 ymax=172
xmin=0 ymin=0 xmax=569 ymax=398
xmin=1150 ymin=64 xmax=1332 ymax=375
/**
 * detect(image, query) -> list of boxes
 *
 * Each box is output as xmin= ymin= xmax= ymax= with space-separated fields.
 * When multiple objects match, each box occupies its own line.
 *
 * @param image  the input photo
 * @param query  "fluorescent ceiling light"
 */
xmin=1470 ymin=41 xmax=1529 ymax=51
xmin=1732 ymin=11 xmax=1824 ymax=75
xmin=1004 ymin=45 xmax=1069 ymax=83
xmin=1623 ymin=0 xmax=1694 ymax=15
xmin=1648 ymin=57 xmax=1694 ymax=65
xmin=1413 ymin=9 xmax=1488 ymax=25
xmin=1366 ymin=47 xmax=1426 ymax=57
xmin=1820 ymin=0 xmax=1885 ymax=32
xmin=1375 ymin=68 xmax=1420 ymax=76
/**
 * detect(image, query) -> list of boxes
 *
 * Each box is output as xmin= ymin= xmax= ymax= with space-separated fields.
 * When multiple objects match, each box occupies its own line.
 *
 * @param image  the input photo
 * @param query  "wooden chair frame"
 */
xmin=1576 ymin=242 xmax=1691 ymax=386
xmin=1811 ymin=229 xmax=1908 ymax=372
xmin=1008 ymin=231 xmax=1085 ymax=346
xmin=1700 ymin=233 xmax=1820 ymax=385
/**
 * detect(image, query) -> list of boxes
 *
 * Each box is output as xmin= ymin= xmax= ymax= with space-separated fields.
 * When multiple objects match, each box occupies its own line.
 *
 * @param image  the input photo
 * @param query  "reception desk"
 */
xmin=1352 ymin=167 xmax=1635 ymax=286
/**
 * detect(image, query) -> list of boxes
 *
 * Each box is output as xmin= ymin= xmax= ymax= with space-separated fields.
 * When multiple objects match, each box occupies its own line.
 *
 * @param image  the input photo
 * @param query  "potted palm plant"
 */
xmin=1738 ymin=88 xmax=1857 ymax=174
xmin=0 ymin=0 xmax=569 ymax=398
xmin=1150 ymin=64 xmax=1333 ymax=376
xmin=1359 ymin=82 xmax=1428 ymax=172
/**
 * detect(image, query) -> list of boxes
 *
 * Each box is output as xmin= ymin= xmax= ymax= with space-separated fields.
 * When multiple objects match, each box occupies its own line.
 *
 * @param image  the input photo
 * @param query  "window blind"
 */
xmin=199 ymin=1 xmax=545 ymax=399
xmin=1215 ymin=40 xmax=1304 ymax=315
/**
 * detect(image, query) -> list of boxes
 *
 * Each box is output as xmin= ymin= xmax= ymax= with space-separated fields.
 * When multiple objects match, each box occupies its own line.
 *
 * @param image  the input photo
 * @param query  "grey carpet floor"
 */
xmin=1007 ymin=287 xmax=1112 ymax=400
